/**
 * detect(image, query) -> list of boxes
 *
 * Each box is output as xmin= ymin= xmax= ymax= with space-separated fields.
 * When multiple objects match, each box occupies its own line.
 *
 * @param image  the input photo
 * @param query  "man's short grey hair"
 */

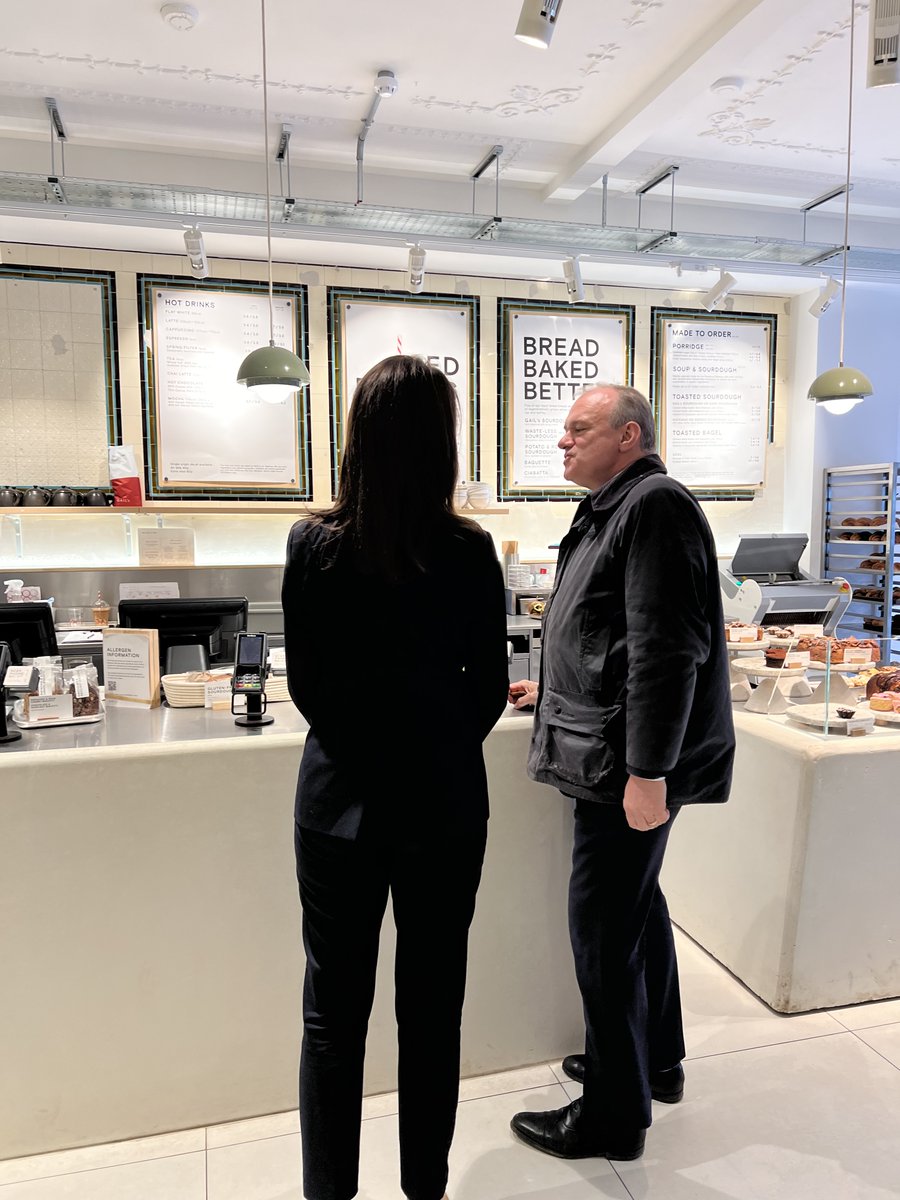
xmin=587 ymin=383 xmax=657 ymax=452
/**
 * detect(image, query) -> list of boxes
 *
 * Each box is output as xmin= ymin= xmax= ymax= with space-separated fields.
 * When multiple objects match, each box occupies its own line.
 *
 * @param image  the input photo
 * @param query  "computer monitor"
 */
xmin=117 ymin=596 xmax=249 ymax=674
xmin=0 ymin=602 xmax=59 ymax=664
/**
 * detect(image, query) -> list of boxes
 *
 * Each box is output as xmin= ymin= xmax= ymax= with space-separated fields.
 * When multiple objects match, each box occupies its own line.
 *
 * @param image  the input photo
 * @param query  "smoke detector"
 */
xmin=161 ymin=3 xmax=200 ymax=31
xmin=710 ymin=76 xmax=744 ymax=95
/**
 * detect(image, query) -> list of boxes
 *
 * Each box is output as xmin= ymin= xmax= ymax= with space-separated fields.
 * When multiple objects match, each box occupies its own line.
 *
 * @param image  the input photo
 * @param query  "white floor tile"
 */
xmin=206 ymin=1083 xmax=633 ymax=1200
xmin=352 ymin=1085 xmax=632 ymax=1200
xmin=0 ymin=1152 xmax=206 ymax=1199
xmin=206 ymin=1108 xmax=298 ymax=1150
xmin=362 ymin=1090 xmax=399 ymax=1120
xmin=676 ymin=929 xmax=845 ymax=1059
xmin=457 ymin=1062 xmax=558 ymax=1103
xmin=830 ymin=997 xmax=900 ymax=1031
xmin=0 ymin=1130 xmax=205 ymax=1186
xmin=854 ymin=1022 xmax=900 ymax=1070
xmin=207 ymin=1132 xmax=302 ymax=1200
xmin=614 ymin=1033 xmax=900 ymax=1199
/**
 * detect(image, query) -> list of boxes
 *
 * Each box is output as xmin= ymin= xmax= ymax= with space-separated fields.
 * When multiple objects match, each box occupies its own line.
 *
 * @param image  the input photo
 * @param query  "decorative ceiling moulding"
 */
xmin=699 ymin=7 xmax=863 ymax=153
xmin=8 ymin=169 xmax=898 ymax=276
xmin=410 ymin=86 xmax=583 ymax=119
xmin=623 ymin=0 xmax=666 ymax=28
xmin=0 ymin=47 xmax=366 ymax=101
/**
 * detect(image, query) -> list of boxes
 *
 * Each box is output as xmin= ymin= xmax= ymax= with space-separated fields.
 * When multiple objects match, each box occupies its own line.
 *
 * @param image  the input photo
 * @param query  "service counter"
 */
xmin=0 ymin=703 xmax=581 ymax=1160
xmin=663 ymin=709 xmax=900 ymax=1014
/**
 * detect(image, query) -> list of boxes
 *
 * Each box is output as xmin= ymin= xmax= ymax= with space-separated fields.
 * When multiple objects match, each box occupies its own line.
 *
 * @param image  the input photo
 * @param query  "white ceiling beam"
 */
xmin=543 ymin=0 xmax=820 ymax=202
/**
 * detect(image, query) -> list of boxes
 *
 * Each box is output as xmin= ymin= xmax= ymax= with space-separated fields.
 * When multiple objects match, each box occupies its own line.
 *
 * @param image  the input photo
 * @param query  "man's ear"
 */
xmin=620 ymin=420 xmax=641 ymax=450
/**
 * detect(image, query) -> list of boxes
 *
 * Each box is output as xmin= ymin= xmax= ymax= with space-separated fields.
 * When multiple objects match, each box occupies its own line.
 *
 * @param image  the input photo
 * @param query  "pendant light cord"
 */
xmin=839 ymin=0 xmax=857 ymax=367
xmin=261 ymin=0 xmax=275 ymax=347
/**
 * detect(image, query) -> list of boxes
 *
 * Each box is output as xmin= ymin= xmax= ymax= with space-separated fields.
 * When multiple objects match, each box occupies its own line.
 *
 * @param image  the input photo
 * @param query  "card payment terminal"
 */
xmin=231 ymin=632 xmax=275 ymax=727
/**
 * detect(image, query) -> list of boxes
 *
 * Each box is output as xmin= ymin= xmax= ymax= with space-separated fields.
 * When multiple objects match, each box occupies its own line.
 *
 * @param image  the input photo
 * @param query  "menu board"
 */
xmin=502 ymin=306 xmax=631 ymax=493
xmin=151 ymin=287 xmax=302 ymax=488
xmin=658 ymin=317 xmax=772 ymax=489
xmin=335 ymin=296 xmax=474 ymax=483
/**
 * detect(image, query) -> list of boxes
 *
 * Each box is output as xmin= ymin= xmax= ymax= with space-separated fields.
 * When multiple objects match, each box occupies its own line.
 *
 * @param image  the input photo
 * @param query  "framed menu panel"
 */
xmin=498 ymin=299 xmax=634 ymax=500
xmin=651 ymin=309 xmax=777 ymax=496
xmin=139 ymin=277 xmax=310 ymax=500
xmin=328 ymin=289 xmax=478 ymax=494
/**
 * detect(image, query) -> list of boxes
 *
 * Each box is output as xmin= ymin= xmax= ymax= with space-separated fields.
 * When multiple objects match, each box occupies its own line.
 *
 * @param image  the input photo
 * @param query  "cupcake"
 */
xmin=765 ymin=645 xmax=788 ymax=668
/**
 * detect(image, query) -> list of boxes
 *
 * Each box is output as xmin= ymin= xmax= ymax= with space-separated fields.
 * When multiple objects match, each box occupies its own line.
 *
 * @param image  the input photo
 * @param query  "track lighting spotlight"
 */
xmin=562 ymin=256 xmax=585 ymax=303
xmin=700 ymin=270 xmax=736 ymax=312
xmin=408 ymin=245 xmax=426 ymax=294
xmin=515 ymin=0 xmax=564 ymax=49
xmin=183 ymin=225 xmax=209 ymax=279
xmin=867 ymin=0 xmax=900 ymax=88
xmin=809 ymin=277 xmax=842 ymax=318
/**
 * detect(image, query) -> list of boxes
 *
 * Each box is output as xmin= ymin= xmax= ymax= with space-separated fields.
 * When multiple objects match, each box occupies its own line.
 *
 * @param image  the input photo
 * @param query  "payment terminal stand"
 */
xmin=231 ymin=632 xmax=274 ymax=728
xmin=0 ymin=642 xmax=23 ymax=745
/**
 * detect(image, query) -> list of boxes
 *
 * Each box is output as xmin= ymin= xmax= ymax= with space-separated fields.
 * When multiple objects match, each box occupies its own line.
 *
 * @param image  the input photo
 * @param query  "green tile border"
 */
xmin=327 ymin=287 xmax=479 ymax=499
xmin=649 ymin=307 xmax=778 ymax=502
xmin=0 ymin=263 xmax=121 ymax=489
xmin=137 ymin=274 xmax=311 ymax=502
xmin=497 ymin=297 xmax=635 ymax=502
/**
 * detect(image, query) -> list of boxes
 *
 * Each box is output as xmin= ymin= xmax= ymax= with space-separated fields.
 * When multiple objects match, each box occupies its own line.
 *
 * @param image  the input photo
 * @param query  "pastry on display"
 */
xmin=795 ymin=636 xmax=879 ymax=664
xmin=859 ymin=558 xmax=886 ymax=570
xmin=764 ymin=645 xmax=788 ymax=668
xmin=865 ymin=668 xmax=900 ymax=698
xmin=868 ymin=692 xmax=900 ymax=712
xmin=836 ymin=707 xmax=856 ymax=719
xmin=848 ymin=664 xmax=881 ymax=688
xmin=765 ymin=626 xmax=795 ymax=640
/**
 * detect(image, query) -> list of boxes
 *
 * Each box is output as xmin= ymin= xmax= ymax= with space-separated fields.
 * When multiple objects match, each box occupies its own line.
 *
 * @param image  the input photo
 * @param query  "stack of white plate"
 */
xmin=264 ymin=674 xmax=290 ymax=702
xmin=161 ymin=670 xmax=232 ymax=708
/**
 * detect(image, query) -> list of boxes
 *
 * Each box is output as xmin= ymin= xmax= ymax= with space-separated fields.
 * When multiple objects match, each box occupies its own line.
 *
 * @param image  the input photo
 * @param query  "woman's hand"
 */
xmin=508 ymin=679 xmax=539 ymax=709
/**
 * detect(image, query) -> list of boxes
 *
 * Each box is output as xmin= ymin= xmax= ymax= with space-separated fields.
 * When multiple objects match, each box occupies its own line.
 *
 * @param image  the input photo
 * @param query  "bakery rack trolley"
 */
xmin=822 ymin=463 xmax=900 ymax=661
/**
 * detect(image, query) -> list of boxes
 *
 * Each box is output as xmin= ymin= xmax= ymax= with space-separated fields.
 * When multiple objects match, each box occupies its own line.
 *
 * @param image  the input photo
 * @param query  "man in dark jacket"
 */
xmin=509 ymin=384 xmax=735 ymax=1163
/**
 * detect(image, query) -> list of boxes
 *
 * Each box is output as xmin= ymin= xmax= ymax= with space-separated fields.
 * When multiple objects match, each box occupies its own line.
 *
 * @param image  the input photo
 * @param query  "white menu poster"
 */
xmin=152 ymin=287 xmax=302 ymax=488
xmin=339 ymin=299 xmax=472 ymax=482
xmin=507 ymin=310 xmax=628 ymax=489
xmin=662 ymin=319 xmax=770 ymax=489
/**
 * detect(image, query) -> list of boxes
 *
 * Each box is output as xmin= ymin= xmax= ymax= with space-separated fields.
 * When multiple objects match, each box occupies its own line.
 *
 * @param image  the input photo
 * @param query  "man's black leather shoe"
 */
xmin=560 ymin=1055 xmax=685 ymax=1103
xmin=510 ymin=1098 xmax=645 ymax=1161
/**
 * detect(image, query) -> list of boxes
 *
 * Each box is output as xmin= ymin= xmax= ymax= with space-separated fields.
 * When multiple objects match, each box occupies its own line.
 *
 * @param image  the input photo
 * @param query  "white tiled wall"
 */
xmin=0 ymin=274 xmax=108 ymax=487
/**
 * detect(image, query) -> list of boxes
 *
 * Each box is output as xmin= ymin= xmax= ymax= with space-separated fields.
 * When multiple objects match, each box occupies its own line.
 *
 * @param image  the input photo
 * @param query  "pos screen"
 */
xmin=238 ymin=635 xmax=265 ymax=665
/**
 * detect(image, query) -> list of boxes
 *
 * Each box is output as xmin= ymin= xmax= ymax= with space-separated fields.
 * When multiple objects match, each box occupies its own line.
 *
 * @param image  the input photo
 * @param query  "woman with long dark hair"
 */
xmin=282 ymin=354 xmax=509 ymax=1200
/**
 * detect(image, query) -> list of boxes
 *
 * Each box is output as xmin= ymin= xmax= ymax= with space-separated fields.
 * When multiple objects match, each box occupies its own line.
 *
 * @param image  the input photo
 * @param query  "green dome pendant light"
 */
xmin=808 ymin=0 xmax=873 ymax=416
xmin=236 ymin=0 xmax=310 ymax=403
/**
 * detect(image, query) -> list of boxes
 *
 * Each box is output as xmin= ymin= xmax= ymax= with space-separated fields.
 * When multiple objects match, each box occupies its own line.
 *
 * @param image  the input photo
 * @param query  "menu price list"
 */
xmin=153 ymin=288 xmax=300 ymax=486
xmin=663 ymin=321 xmax=768 ymax=488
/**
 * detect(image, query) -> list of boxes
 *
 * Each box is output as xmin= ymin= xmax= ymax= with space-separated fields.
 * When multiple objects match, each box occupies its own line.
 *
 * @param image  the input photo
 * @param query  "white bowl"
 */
xmin=467 ymin=482 xmax=492 ymax=509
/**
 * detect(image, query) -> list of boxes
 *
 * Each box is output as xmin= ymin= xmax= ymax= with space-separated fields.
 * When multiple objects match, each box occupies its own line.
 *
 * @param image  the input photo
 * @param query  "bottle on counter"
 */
xmin=4 ymin=579 xmax=24 ymax=603
xmin=91 ymin=591 xmax=111 ymax=627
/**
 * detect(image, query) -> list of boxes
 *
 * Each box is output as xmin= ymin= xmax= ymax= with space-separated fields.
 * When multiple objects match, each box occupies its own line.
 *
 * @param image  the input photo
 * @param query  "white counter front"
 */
xmin=0 ymin=705 xmax=582 ymax=1160
xmin=663 ymin=709 xmax=900 ymax=1015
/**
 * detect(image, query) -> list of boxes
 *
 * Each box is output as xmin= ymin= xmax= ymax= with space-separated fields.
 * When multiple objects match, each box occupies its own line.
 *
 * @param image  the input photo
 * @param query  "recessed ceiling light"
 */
xmin=161 ymin=4 xmax=200 ymax=31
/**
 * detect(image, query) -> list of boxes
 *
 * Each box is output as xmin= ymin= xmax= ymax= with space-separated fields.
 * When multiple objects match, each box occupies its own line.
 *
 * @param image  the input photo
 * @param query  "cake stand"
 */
xmin=806 ymin=662 xmax=869 ymax=705
xmin=731 ymin=660 xmax=812 ymax=714
xmin=726 ymin=639 xmax=770 ymax=703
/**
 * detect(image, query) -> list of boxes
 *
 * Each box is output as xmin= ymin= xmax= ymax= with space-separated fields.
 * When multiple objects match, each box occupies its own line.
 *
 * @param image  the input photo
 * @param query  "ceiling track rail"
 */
xmin=1 ymin=171 xmax=898 ymax=278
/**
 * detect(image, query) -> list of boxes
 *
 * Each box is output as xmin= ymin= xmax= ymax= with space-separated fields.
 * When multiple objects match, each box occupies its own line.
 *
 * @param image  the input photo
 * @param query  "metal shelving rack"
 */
xmin=822 ymin=463 xmax=900 ymax=655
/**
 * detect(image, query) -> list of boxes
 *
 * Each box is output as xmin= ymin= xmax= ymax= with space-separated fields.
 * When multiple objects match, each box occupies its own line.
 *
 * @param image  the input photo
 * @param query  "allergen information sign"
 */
xmin=151 ymin=287 xmax=302 ymax=489
xmin=659 ymin=316 xmax=772 ymax=490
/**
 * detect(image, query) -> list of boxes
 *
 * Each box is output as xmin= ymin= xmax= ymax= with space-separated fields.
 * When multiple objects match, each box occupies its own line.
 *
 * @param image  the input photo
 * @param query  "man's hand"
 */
xmin=623 ymin=775 xmax=669 ymax=832
xmin=508 ymin=679 xmax=539 ymax=709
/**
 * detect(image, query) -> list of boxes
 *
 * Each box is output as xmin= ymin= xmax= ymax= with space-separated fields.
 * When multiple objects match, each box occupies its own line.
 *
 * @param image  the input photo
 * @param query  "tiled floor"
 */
xmin=3 ymin=928 xmax=900 ymax=1199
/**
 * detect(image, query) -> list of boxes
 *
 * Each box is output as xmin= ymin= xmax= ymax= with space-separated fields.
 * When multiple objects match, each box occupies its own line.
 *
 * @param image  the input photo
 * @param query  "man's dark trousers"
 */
xmin=569 ymin=798 xmax=685 ymax=1133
